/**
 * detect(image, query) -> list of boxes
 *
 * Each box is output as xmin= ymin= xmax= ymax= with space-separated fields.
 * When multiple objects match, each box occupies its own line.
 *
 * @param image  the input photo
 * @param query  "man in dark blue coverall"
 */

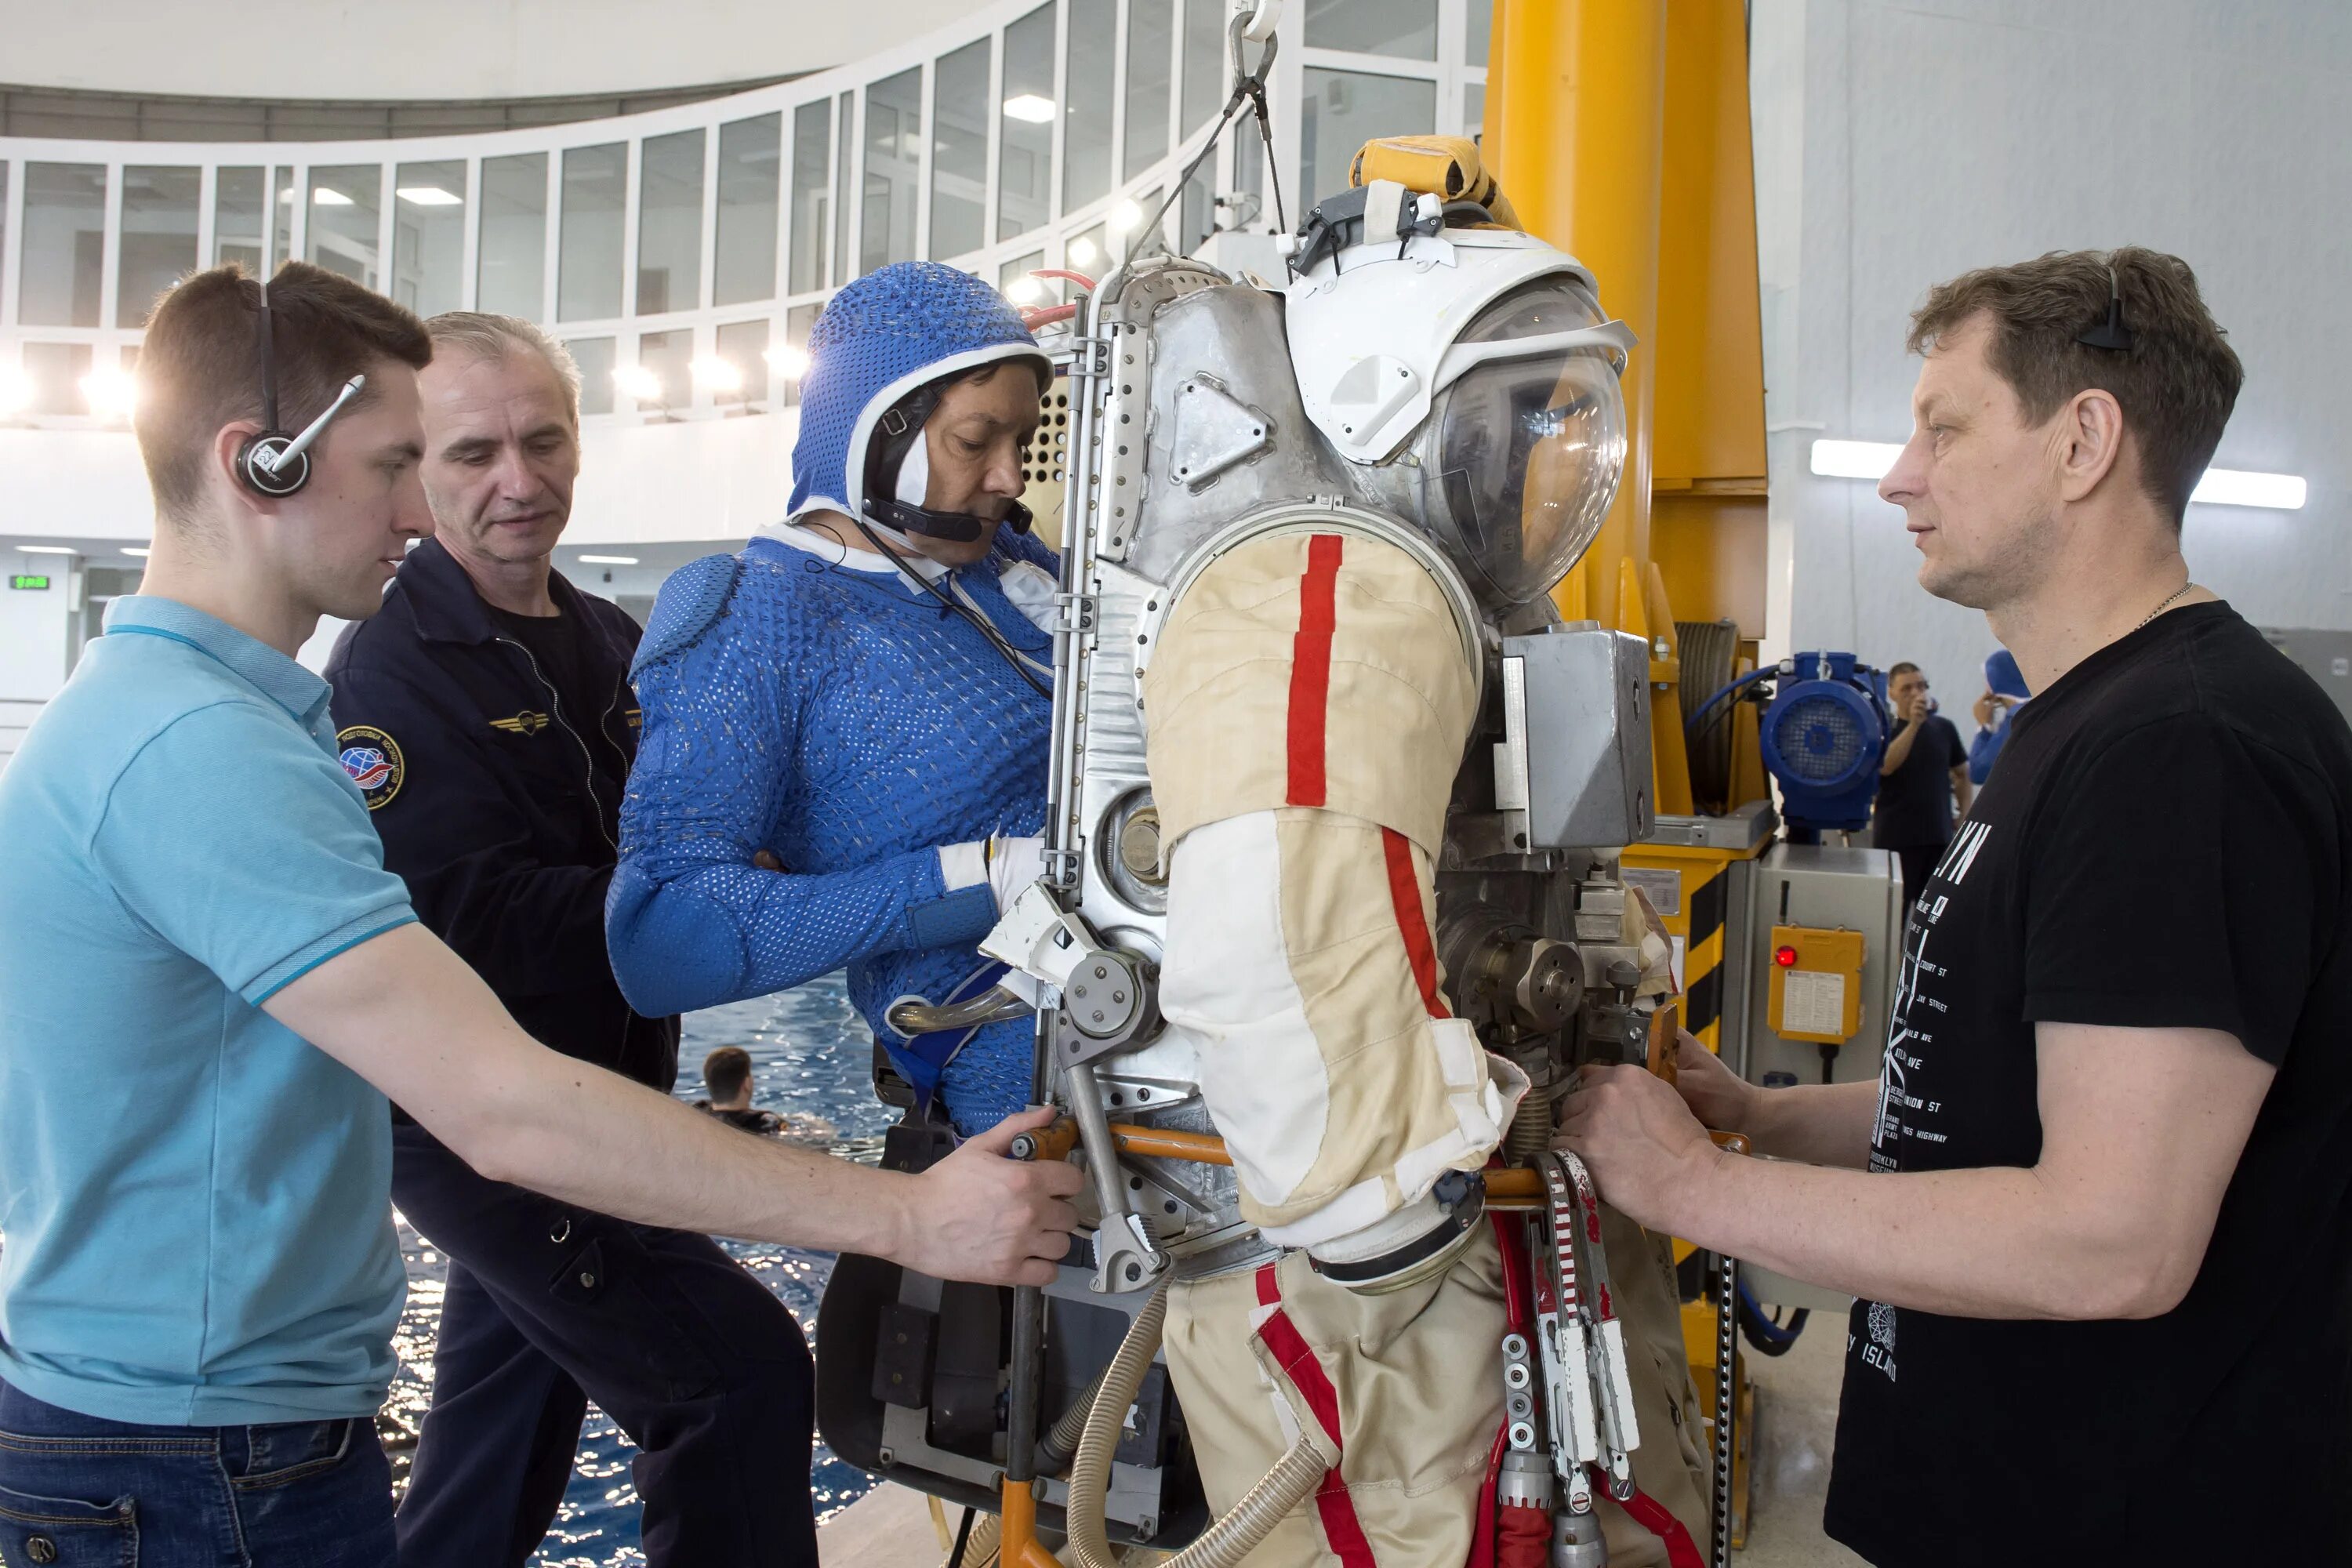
xmin=328 ymin=313 xmax=814 ymax=1566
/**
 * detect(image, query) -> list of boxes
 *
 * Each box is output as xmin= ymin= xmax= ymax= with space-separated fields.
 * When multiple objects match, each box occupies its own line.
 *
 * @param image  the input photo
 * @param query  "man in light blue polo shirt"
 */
xmin=0 ymin=262 xmax=1080 ymax=1568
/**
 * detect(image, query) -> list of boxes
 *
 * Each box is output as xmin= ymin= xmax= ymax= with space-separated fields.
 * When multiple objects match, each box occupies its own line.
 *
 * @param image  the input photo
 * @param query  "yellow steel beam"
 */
xmin=1485 ymin=0 xmax=1667 ymax=637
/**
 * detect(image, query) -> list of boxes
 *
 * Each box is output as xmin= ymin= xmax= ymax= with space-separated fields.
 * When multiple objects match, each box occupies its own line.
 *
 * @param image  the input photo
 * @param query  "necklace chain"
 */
xmin=2139 ymin=580 xmax=2194 ymax=630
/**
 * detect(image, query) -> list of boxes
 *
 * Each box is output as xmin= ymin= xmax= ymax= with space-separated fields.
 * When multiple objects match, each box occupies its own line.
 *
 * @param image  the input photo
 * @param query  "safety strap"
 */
xmin=1596 ymin=1465 xmax=1705 ymax=1568
xmin=1252 ymin=1263 xmax=1379 ymax=1568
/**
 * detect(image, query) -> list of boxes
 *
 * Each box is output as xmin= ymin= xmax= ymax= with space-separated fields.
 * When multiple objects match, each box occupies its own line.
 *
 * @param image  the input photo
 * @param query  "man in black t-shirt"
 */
xmin=1871 ymin=660 xmax=1972 ymax=908
xmin=1560 ymin=248 xmax=2351 ymax=1565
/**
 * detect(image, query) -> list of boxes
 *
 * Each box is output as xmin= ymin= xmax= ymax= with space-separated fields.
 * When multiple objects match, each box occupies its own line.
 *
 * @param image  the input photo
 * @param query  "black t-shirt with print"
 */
xmin=1823 ymin=602 xmax=2352 ymax=1566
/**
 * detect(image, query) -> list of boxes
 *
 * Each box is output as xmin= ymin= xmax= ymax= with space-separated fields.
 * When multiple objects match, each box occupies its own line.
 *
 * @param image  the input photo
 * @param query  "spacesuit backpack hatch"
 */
xmin=956 ymin=136 xmax=1712 ymax=1566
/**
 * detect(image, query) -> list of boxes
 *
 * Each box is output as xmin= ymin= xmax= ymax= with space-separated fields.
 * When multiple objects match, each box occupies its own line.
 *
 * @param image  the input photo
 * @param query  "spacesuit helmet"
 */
xmin=786 ymin=260 xmax=1053 ymax=544
xmin=1285 ymin=180 xmax=1635 ymax=608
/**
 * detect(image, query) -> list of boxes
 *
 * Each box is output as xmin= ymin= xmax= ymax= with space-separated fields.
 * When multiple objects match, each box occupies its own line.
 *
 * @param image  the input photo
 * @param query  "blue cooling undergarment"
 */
xmin=608 ymin=528 xmax=1054 ymax=1134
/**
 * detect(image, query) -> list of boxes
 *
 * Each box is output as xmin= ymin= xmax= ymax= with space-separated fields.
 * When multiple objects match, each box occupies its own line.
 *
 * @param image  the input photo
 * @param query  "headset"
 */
xmin=235 ymin=277 xmax=368 ymax=498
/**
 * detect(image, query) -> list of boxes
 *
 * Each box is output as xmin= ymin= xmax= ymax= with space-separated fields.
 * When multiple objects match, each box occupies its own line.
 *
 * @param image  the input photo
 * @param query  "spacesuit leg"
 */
xmin=1160 ymin=1238 xmax=1506 ymax=1568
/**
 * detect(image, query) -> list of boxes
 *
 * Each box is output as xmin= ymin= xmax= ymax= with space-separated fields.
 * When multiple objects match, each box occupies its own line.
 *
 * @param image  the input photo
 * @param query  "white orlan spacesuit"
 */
xmin=987 ymin=137 xmax=1708 ymax=1567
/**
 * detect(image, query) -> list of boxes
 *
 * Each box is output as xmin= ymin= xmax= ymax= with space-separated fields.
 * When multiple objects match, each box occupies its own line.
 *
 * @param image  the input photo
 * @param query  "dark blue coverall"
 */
xmin=328 ymin=538 xmax=816 ymax=1566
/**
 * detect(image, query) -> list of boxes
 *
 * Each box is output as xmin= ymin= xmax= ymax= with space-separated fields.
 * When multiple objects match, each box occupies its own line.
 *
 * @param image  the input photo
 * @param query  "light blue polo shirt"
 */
xmin=0 ymin=596 xmax=416 ymax=1426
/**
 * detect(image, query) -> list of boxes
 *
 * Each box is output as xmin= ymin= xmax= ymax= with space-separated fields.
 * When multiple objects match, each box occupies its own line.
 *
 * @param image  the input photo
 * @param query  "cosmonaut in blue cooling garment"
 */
xmin=607 ymin=263 xmax=1055 ymax=1134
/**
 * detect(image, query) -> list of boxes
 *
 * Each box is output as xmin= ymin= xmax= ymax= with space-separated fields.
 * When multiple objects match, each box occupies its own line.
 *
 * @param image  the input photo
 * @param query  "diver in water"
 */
xmin=608 ymin=261 xmax=1058 ymax=1137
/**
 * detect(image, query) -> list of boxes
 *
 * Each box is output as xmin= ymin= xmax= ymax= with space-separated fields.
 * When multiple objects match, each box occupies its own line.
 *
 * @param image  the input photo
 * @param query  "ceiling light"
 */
xmin=1105 ymin=199 xmax=1143 ymax=235
xmin=577 ymin=554 xmax=640 ymax=565
xmin=612 ymin=365 xmax=664 ymax=403
xmin=690 ymin=354 xmax=745 ymax=392
xmin=1003 ymin=93 xmax=1058 ymax=123
xmin=1809 ymin=439 xmax=1900 ymax=479
xmin=122 ymin=546 xmax=151 ymax=557
xmin=1067 ymin=235 xmax=1100 ymax=267
xmin=762 ymin=343 xmax=811 ymax=380
xmin=17 ymin=545 xmax=77 ymax=556
xmin=2190 ymin=468 xmax=2307 ymax=510
xmin=81 ymin=368 xmax=140 ymax=420
xmin=1004 ymin=275 xmax=1045 ymax=305
xmin=311 ymin=187 xmax=354 ymax=206
xmin=0 ymin=365 xmax=31 ymax=415
xmin=396 ymin=186 xmax=462 ymax=207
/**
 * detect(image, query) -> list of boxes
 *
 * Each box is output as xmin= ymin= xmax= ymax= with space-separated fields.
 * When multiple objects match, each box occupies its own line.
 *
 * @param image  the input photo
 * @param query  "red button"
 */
xmin=1773 ymin=946 xmax=1798 ymax=967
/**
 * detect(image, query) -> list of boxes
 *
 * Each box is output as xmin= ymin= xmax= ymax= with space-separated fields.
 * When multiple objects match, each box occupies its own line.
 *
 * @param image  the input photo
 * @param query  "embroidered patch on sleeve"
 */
xmin=336 ymin=724 xmax=406 ymax=811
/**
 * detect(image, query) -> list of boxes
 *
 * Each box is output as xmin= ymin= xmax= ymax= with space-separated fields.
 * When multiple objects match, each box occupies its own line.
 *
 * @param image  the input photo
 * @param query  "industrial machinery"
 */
xmin=813 ymin=3 xmax=1907 ymax=1564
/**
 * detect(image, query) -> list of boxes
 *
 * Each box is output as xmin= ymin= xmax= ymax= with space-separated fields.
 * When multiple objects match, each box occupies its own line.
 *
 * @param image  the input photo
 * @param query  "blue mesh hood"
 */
xmin=787 ymin=261 xmax=1051 ymax=522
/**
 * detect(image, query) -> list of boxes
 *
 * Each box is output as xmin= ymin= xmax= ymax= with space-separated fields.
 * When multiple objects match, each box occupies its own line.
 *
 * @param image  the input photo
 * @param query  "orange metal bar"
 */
xmin=998 ymin=1476 xmax=1058 ymax=1568
xmin=1110 ymin=1124 xmax=1232 ymax=1166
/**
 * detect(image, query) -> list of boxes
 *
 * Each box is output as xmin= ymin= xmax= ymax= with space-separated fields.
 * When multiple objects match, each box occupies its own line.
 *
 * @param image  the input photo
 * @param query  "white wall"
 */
xmin=1755 ymin=0 xmax=2352 ymax=702
xmin=0 ymin=0 xmax=978 ymax=102
xmin=0 ymin=564 xmax=71 ymax=702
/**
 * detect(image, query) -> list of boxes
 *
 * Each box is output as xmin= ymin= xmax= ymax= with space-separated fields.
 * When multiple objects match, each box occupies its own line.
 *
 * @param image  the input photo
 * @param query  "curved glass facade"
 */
xmin=0 ymin=0 xmax=1489 ymax=425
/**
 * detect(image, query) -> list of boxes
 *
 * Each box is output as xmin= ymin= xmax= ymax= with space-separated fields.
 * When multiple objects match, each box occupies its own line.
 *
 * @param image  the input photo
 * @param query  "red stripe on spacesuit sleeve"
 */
xmin=1381 ymin=826 xmax=1448 ymax=1018
xmin=1285 ymin=533 xmax=1345 ymax=807
xmin=1251 ymin=1263 xmax=1380 ymax=1567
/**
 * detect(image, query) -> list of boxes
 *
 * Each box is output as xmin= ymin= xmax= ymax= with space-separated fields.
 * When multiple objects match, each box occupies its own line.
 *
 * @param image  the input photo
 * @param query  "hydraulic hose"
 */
xmin=885 ymin=985 xmax=1034 ymax=1036
xmin=1065 ymin=1283 xmax=1327 ymax=1568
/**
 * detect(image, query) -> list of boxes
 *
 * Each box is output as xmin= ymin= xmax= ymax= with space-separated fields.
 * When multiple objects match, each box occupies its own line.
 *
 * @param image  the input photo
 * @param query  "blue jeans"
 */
xmin=0 ymin=1379 xmax=395 ymax=1567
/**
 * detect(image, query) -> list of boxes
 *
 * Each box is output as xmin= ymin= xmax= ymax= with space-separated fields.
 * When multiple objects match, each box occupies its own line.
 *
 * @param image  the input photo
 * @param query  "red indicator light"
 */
xmin=1773 ymin=946 xmax=1798 ymax=967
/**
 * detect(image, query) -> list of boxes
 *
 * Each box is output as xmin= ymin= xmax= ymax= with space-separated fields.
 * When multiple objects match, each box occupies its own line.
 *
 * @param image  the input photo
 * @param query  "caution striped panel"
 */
xmin=1682 ymin=867 xmax=1730 ymax=1049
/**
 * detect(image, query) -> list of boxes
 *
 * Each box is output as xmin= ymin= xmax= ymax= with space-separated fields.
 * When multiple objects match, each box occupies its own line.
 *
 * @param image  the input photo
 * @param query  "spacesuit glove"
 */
xmin=985 ymin=833 xmax=1048 ymax=915
xmin=939 ymin=834 xmax=1049 ymax=916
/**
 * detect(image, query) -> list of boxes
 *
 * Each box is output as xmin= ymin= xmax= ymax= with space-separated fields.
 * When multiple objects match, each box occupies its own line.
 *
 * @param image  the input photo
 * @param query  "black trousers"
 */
xmin=390 ymin=1122 xmax=818 ymax=1567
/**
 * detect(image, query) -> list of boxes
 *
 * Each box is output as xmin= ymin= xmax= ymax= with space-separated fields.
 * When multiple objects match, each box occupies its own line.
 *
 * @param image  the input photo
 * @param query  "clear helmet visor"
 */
xmin=1413 ymin=278 xmax=1629 ymax=607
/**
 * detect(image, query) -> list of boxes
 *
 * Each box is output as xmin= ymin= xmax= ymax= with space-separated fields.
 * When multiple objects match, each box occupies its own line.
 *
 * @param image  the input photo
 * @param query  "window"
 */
xmin=931 ymin=38 xmax=990 ymax=260
xmin=1181 ymin=0 xmax=1226 ymax=134
xmin=1305 ymin=0 xmax=1437 ymax=59
xmin=1468 ymin=0 xmax=1491 ymax=67
xmin=1299 ymin=69 xmax=1435 ymax=210
xmin=118 ymin=166 xmax=199 ymax=328
xmin=638 ymin=129 xmax=706 ymax=316
xmin=834 ymin=93 xmax=855 ymax=283
xmin=1126 ymin=0 xmax=1174 ymax=180
xmin=999 ymin=249 xmax=1047 ymax=306
xmin=1062 ymin=0 xmax=1116 ymax=213
xmin=391 ymin=159 xmax=466 ymax=318
xmin=20 ymin=164 xmax=107 ymax=328
xmin=214 ymin=166 xmax=267 ymax=270
xmin=789 ymin=102 xmax=832 ymax=295
xmin=478 ymin=153 xmax=548 ymax=320
xmin=308 ymin=165 xmax=384 ymax=290
xmin=715 ymin=318 xmax=770 ymax=406
xmin=1000 ymin=4 xmax=1055 ymax=242
xmin=559 ymin=143 xmax=626 ymax=322
xmin=21 ymin=342 xmax=93 ymax=416
xmin=862 ymin=67 xmax=922 ymax=274
xmin=1181 ymin=169 xmax=1214 ymax=252
xmin=1463 ymin=82 xmax=1486 ymax=140
xmin=635 ymin=328 xmax=692 ymax=412
xmin=715 ymin=114 xmax=782 ymax=307
xmin=272 ymin=166 xmax=294 ymax=272
xmin=780 ymin=300 xmax=820 ymax=408
xmin=1062 ymin=222 xmax=1105 ymax=301
xmin=566 ymin=336 xmax=615 ymax=416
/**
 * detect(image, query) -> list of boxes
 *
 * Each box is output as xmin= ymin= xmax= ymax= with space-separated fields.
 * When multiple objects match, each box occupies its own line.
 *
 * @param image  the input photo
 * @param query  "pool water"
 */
xmin=383 ymin=976 xmax=894 ymax=1566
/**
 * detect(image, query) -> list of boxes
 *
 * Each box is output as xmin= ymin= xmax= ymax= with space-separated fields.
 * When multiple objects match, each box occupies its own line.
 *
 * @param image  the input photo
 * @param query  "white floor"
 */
xmin=818 ymin=1319 xmax=1870 ymax=1566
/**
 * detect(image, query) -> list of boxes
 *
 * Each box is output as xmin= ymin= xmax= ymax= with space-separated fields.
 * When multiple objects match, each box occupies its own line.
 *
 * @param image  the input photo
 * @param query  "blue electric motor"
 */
xmin=1686 ymin=651 xmax=1893 ymax=839
xmin=1758 ymin=652 xmax=1892 ymax=835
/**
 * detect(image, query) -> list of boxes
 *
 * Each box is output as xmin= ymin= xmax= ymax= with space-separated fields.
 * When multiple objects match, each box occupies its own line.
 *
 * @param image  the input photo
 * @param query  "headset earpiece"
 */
xmin=238 ymin=431 xmax=310 ymax=496
xmin=234 ymin=275 xmax=365 ymax=499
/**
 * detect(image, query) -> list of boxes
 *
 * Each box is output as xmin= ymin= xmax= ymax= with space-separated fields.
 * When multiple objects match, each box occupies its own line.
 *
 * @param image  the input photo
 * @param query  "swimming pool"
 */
xmin=385 ymin=975 xmax=893 ymax=1566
